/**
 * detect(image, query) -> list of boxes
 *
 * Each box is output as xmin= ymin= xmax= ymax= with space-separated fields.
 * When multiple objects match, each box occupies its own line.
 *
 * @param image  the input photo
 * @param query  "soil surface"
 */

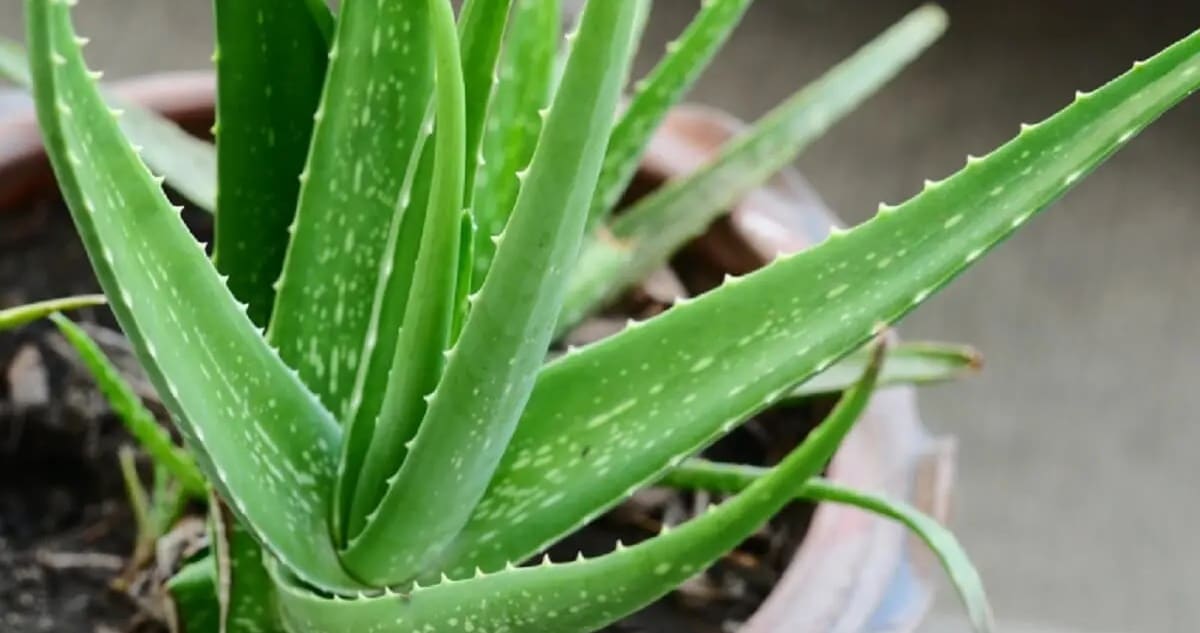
xmin=0 ymin=195 xmax=823 ymax=633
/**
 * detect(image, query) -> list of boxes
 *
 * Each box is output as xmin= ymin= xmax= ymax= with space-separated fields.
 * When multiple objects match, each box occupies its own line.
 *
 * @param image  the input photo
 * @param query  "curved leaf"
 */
xmin=788 ymin=340 xmax=980 ymax=399
xmin=25 ymin=0 xmax=358 ymax=591
xmin=438 ymin=23 xmax=1200 ymax=576
xmin=0 ymin=293 xmax=105 ymax=331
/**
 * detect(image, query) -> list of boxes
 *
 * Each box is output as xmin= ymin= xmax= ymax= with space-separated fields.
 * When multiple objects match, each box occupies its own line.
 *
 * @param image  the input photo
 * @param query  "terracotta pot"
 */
xmin=0 ymin=77 xmax=954 ymax=633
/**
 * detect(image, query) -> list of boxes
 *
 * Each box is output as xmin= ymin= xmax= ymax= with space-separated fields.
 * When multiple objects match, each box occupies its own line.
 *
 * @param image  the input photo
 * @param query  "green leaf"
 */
xmin=470 ymin=0 xmax=561 ymax=288
xmin=558 ymin=5 xmax=947 ymax=330
xmin=50 ymin=312 xmax=206 ymax=497
xmin=438 ymin=22 xmax=1200 ymax=576
xmin=342 ymin=0 xmax=644 ymax=585
xmin=788 ymin=340 xmax=980 ymax=398
xmin=0 ymin=37 xmax=217 ymax=213
xmin=211 ymin=498 xmax=286 ymax=633
xmin=272 ymin=347 xmax=882 ymax=631
xmin=26 ymin=0 xmax=359 ymax=591
xmin=343 ymin=0 xmax=467 ymax=539
xmin=457 ymin=0 xmax=516 ymax=202
xmin=212 ymin=0 xmax=330 ymax=326
xmin=588 ymin=0 xmax=754 ymax=228
xmin=266 ymin=0 xmax=433 ymax=418
xmin=659 ymin=461 xmax=994 ymax=633
xmin=0 ymin=293 xmax=105 ymax=331
xmin=166 ymin=556 xmax=220 ymax=633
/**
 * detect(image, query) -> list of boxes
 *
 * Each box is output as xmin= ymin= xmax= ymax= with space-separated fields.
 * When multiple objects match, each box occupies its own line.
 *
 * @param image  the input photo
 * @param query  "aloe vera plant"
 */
xmin=20 ymin=0 xmax=1200 ymax=629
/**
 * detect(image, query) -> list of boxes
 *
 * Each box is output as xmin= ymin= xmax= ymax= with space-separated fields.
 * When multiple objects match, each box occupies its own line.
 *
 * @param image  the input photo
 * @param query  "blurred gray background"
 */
xmin=3 ymin=2 xmax=1199 ymax=632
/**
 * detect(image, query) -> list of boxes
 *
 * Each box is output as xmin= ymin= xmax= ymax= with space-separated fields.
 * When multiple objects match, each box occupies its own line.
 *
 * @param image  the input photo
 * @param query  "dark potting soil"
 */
xmin=0 ymin=197 xmax=823 ymax=633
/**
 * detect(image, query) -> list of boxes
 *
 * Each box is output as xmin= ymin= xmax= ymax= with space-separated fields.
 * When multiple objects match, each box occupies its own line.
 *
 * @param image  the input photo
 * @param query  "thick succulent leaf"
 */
xmin=558 ymin=5 xmax=947 ymax=329
xmin=212 ymin=0 xmax=329 ymax=326
xmin=470 ymin=0 xmax=561 ymax=287
xmin=211 ymin=499 xmax=286 ymax=633
xmin=273 ymin=349 xmax=881 ymax=631
xmin=0 ymin=293 xmax=104 ymax=330
xmin=439 ymin=25 xmax=1200 ymax=576
xmin=660 ymin=461 xmax=994 ymax=633
xmin=266 ymin=0 xmax=433 ymax=417
xmin=457 ymin=0 xmax=515 ymax=201
xmin=166 ymin=556 xmax=220 ymax=633
xmin=0 ymin=37 xmax=217 ymax=213
xmin=302 ymin=0 xmax=336 ymax=41
xmin=50 ymin=313 xmax=206 ymax=496
xmin=25 ymin=0 xmax=359 ymax=591
xmin=788 ymin=340 xmax=980 ymax=398
xmin=342 ymin=0 xmax=643 ymax=585
xmin=344 ymin=0 xmax=467 ymax=539
xmin=587 ymin=0 xmax=754 ymax=228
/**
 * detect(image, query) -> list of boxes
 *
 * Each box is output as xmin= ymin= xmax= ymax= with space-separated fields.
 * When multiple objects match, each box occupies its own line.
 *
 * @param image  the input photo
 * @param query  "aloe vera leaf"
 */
xmin=332 ymin=125 xmax=435 ymax=542
xmin=0 ymin=294 xmax=104 ymax=330
xmin=273 ymin=346 xmax=882 ymax=631
xmin=588 ymin=0 xmax=754 ymax=228
xmin=470 ymin=0 xmax=561 ymax=287
xmin=266 ymin=0 xmax=433 ymax=417
xmin=342 ymin=0 xmax=643 ymax=585
xmin=26 ymin=0 xmax=359 ymax=591
xmin=344 ymin=0 xmax=467 ymax=539
xmin=166 ymin=556 xmax=220 ymax=633
xmin=660 ymin=461 xmax=993 ymax=633
xmin=558 ymin=5 xmax=947 ymax=330
xmin=303 ymin=0 xmax=336 ymax=41
xmin=457 ymin=0 xmax=515 ymax=201
xmin=50 ymin=313 xmax=206 ymax=497
xmin=788 ymin=341 xmax=980 ymax=398
xmin=117 ymin=446 xmax=155 ymax=549
xmin=0 ymin=38 xmax=217 ymax=213
xmin=212 ymin=0 xmax=329 ymax=326
xmin=211 ymin=499 xmax=286 ymax=633
xmin=438 ymin=25 xmax=1200 ymax=576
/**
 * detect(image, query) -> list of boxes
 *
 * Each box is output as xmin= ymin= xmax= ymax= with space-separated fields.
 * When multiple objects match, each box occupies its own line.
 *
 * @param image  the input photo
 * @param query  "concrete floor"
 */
xmin=4 ymin=1 xmax=1200 ymax=631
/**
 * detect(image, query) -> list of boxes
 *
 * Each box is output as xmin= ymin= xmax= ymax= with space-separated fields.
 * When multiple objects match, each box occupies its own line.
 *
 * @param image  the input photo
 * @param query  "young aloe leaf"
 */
xmin=273 ymin=347 xmax=882 ymax=631
xmin=470 ymin=0 xmax=561 ymax=287
xmin=212 ymin=0 xmax=329 ymax=326
xmin=660 ymin=460 xmax=994 ymax=633
xmin=266 ymin=0 xmax=433 ymax=417
xmin=26 ymin=0 xmax=359 ymax=591
xmin=50 ymin=312 xmax=206 ymax=497
xmin=558 ymin=5 xmax=947 ymax=330
xmin=166 ymin=556 xmax=220 ymax=633
xmin=457 ymin=0 xmax=515 ymax=201
xmin=344 ymin=0 xmax=467 ymax=539
xmin=587 ymin=0 xmax=754 ymax=228
xmin=437 ymin=25 xmax=1200 ymax=577
xmin=0 ymin=294 xmax=104 ymax=330
xmin=211 ymin=499 xmax=286 ymax=633
xmin=342 ymin=0 xmax=643 ymax=585
xmin=0 ymin=38 xmax=218 ymax=213
xmin=788 ymin=341 xmax=980 ymax=398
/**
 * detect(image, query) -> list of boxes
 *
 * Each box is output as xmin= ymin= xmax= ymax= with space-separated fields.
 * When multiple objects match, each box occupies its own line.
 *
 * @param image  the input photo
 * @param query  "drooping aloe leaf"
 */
xmin=211 ymin=498 xmax=286 ymax=633
xmin=212 ymin=0 xmax=329 ymax=326
xmin=26 ymin=0 xmax=359 ymax=591
xmin=267 ymin=0 xmax=433 ymax=417
xmin=166 ymin=556 xmax=220 ymax=633
xmin=0 ymin=38 xmax=217 ymax=213
xmin=50 ymin=312 xmax=206 ymax=497
xmin=660 ymin=460 xmax=994 ymax=633
xmin=0 ymin=294 xmax=104 ymax=330
xmin=788 ymin=341 xmax=980 ymax=399
xmin=559 ymin=5 xmax=947 ymax=330
xmin=344 ymin=0 xmax=467 ymax=539
xmin=342 ymin=0 xmax=644 ymax=585
xmin=457 ymin=0 xmax=515 ymax=201
xmin=273 ymin=346 xmax=882 ymax=631
xmin=438 ymin=25 xmax=1200 ymax=576
xmin=470 ymin=0 xmax=561 ymax=287
xmin=587 ymin=0 xmax=754 ymax=228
